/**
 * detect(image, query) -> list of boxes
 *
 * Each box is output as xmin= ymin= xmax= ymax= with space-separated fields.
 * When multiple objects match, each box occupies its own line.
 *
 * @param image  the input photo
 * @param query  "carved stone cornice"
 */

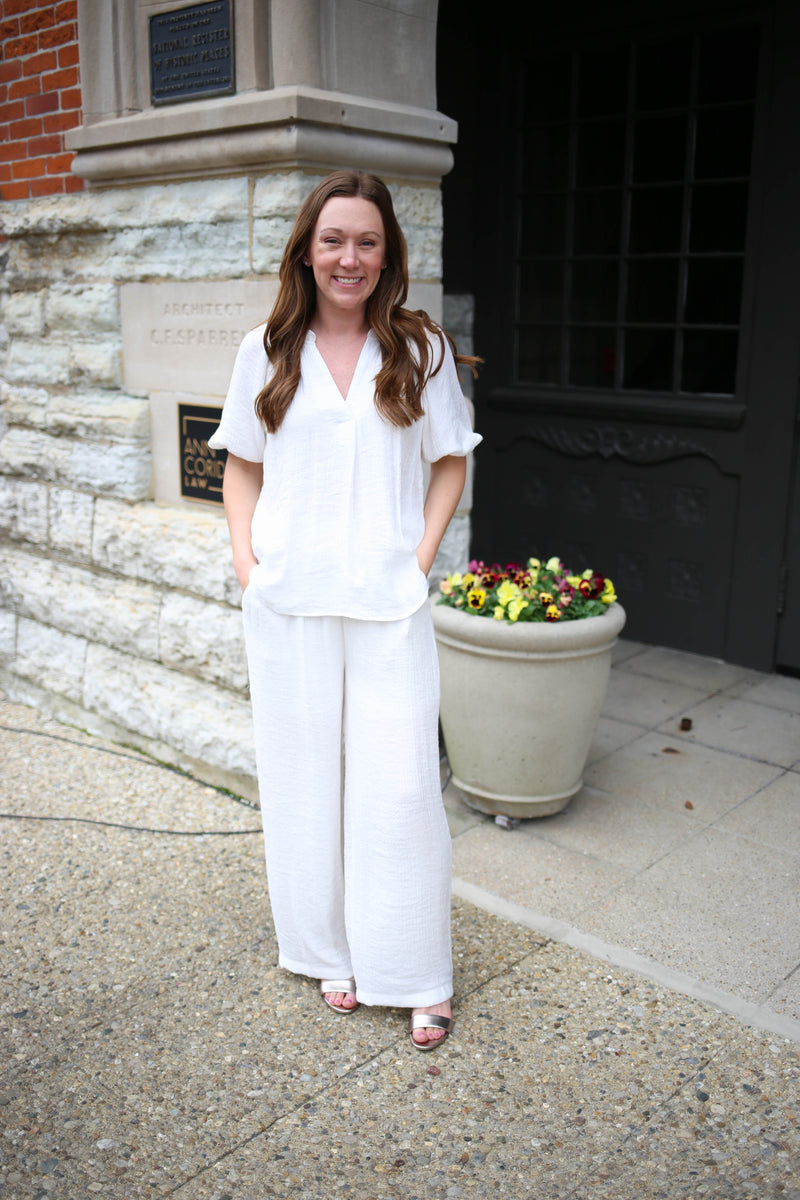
xmin=511 ymin=423 xmax=720 ymax=466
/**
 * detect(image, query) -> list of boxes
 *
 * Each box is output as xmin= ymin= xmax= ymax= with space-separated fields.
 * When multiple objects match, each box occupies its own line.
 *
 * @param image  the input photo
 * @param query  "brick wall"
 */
xmin=0 ymin=0 xmax=82 ymax=200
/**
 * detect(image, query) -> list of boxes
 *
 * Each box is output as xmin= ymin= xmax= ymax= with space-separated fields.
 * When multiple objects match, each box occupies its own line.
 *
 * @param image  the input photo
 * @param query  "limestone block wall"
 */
xmin=0 ymin=169 xmax=464 ymax=800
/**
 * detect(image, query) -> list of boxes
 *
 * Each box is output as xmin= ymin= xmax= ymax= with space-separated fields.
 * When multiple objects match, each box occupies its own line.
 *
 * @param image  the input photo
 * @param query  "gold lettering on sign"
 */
xmin=179 ymin=404 xmax=226 ymax=505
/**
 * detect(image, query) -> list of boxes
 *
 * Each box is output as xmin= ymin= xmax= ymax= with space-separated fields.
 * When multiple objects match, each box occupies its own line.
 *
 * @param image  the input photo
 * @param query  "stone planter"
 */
xmin=431 ymin=597 xmax=626 ymax=819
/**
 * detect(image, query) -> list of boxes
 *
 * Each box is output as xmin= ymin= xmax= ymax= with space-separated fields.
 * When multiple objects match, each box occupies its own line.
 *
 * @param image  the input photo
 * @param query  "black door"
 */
xmin=440 ymin=0 xmax=800 ymax=670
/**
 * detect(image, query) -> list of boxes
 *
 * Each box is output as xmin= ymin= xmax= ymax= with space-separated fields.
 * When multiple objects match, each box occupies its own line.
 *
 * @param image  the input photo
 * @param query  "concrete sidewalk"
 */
xmin=1 ymin=639 xmax=799 ymax=1199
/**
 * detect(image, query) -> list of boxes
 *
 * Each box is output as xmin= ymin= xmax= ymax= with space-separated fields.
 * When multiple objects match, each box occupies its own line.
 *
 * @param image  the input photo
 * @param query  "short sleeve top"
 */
xmin=208 ymin=323 xmax=481 ymax=620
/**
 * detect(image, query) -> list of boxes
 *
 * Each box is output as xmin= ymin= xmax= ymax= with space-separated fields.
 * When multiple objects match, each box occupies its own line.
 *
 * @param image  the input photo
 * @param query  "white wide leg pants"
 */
xmin=242 ymin=593 xmax=453 ymax=1007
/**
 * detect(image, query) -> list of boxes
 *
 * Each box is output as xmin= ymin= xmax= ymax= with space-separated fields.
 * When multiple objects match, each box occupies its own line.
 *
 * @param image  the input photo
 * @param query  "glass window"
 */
xmin=568 ymin=327 xmax=617 ymax=387
xmin=629 ymin=187 xmax=684 ymax=253
xmin=681 ymin=330 xmax=739 ymax=392
xmin=698 ymin=26 xmax=759 ymax=104
xmin=623 ymin=328 xmax=675 ymax=391
xmin=522 ymin=124 xmax=570 ymax=190
xmin=577 ymin=47 xmax=628 ymax=116
xmin=517 ymin=326 xmax=561 ymax=384
xmin=635 ymin=37 xmax=692 ymax=111
xmin=633 ymin=114 xmax=687 ymax=182
xmin=571 ymin=260 xmax=619 ymax=321
xmin=626 ymin=258 xmax=680 ymax=322
xmin=685 ymin=258 xmax=744 ymax=324
xmin=520 ymin=193 xmax=567 ymax=255
xmin=694 ymin=106 xmax=754 ymax=179
xmin=518 ymin=260 xmax=564 ymax=322
xmin=515 ymin=26 xmax=758 ymax=396
xmin=576 ymin=119 xmax=626 ymax=186
xmin=574 ymin=190 xmax=623 ymax=254
xmin=690 ymin=183 xmax=749 ymax=251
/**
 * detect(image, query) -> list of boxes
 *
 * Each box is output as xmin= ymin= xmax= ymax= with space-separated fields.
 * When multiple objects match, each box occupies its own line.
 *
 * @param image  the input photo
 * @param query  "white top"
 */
xmin=208 ymin=324 xmax=482 ymax=620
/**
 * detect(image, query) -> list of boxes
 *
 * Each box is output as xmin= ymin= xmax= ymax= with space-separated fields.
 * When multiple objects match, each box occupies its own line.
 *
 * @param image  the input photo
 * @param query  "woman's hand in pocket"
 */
xmin=234 ymin=553 xmax=258 ymax=593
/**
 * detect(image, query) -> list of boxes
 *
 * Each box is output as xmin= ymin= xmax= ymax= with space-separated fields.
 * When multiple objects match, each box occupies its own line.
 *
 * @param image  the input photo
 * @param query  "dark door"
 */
xmin=444 ymin=0 xmax=800 ymax=669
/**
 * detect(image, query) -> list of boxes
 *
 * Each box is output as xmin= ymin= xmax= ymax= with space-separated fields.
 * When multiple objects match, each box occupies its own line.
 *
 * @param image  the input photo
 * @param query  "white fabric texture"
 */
xmin=208 ymin=324 xmax=481 ymax=621
xmin=242 ymin=594 xmax=453 ymax=1008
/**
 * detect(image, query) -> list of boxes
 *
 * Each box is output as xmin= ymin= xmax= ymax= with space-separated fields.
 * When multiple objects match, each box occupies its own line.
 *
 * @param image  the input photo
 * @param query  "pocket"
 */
xmin=242 ymin=560 xmax=259 ymax=601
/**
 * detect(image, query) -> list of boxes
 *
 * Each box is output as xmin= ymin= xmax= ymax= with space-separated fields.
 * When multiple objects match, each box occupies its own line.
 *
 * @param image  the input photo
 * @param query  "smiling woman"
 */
xmin=306 ymin=196 xmax=387 ymax=322
xmin=207 ymin=170 xmax=481 ymax=1051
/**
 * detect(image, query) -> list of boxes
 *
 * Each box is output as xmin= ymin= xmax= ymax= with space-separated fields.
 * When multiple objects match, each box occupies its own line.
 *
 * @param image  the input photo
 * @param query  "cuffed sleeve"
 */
xmin=420 ymin=337 xmax=482 ymax=464
xmin=207 ymin=324 xmax=270 ymax=463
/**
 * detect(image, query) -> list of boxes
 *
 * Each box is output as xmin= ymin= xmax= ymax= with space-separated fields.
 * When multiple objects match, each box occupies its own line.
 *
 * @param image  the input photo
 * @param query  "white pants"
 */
xmin=242 ymin=593 xmax=453 ymax=1007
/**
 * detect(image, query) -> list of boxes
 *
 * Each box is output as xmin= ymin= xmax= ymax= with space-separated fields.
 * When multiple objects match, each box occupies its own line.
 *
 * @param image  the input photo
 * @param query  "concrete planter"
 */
xmin=431 ymin=597 xmax=626 ymax=819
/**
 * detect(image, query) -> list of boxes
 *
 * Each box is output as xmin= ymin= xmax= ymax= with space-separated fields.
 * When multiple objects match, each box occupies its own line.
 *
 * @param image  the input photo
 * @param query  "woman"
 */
xmin=209 ymin=170 xmax=480 ymax=1050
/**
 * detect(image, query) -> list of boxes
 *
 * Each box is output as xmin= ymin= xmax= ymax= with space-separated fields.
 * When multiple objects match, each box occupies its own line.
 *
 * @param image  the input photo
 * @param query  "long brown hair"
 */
xmin=255 ymin=171 xmax=479 ymax=433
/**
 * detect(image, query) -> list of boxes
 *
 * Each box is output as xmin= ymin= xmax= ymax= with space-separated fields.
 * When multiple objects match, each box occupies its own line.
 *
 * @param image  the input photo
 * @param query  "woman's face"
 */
xmin=307 ymin=196 xmax=386 ymax=321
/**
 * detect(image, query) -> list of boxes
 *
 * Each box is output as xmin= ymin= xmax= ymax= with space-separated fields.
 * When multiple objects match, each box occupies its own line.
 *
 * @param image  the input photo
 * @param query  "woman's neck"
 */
xmin=310 ymin=301 xmax=370 ymax=342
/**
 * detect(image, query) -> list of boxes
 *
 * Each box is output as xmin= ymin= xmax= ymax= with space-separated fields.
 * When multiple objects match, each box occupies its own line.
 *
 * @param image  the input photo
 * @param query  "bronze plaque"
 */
xmin=150 ymin=1 xmax=234 ymax=105
xmin=179 ymin=404 xmax=226 ymax=504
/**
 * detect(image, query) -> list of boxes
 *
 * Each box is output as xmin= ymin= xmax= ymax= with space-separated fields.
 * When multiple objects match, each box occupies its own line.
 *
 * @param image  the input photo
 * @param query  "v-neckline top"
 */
xmin=207 ymin=322 xmax=482 ymax=621
xmin=308 ymin=328 xmax=372 ymax=403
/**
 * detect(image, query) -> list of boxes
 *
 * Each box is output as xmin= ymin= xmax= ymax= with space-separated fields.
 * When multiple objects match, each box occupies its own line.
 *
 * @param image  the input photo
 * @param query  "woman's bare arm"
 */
xmin=416 ymin=454 xmax=467 ymax=577
xmin=221 ymin=453 xmax=264 ymax=591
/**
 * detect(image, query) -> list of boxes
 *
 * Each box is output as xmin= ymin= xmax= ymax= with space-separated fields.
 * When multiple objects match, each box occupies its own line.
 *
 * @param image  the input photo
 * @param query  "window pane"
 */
xmin=578 ymin=47 xmax=628 ymax=116
xmin=570 ymin=260 xmax=618 ymax=321
xmin=568 ymin=327 xmax=616 ymax=387
xmin=635 ymin=37 xmax=692 ymax=111
xmin=522 ymin=124 xmax=569 ymax=189
xmin=633 ymin=114 xmax=687 ymax=182
xmin=623 ymin=328 xmax=674 ymax=390
xmin=576 ymin=120 xmax=626 ymax=186
xmin=685 ymin=258 xmax=744 ymax=324
xmin=629 ymin=187 xmax=683 ymax=252
xmin=694 ymin=106 xmax=754 ymax=179
xmin=574 ymin=190 xmax=622 ymax=254
xmin=626 ymin=258 xmax=680 ymax=321
xmin=517 ymin=326 xmax=561 ymax=384
xmin=523 ymin=55 xmax=572 ymax=122
xmin=698 ymin=27 xmax=759 ymax=105
xmin=681 ymin=329 xmax=738 ymax=393
xmin=520 ymin=194 xmax=566 ymax=254
xmin=518 ymin=260 xmax=563 ymax=321
xmin=690 ymin=183 xmax=748 ymax=251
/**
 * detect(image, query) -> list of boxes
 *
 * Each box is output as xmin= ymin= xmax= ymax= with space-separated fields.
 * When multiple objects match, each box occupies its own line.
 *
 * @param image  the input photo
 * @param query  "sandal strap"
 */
xmin=409 ymin=1013 xmax=452 ymax=1034
xmin=319 ymin=978 xmax=356 ymax=995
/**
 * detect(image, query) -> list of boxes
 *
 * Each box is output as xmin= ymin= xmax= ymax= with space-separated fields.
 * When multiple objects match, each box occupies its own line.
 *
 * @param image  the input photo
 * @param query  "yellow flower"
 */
xmin=546 ymin=556 xmax=562 ymax=571
xmin=493 ymin=605 xmax=505 ymax=620
xmin=527 ymin=557 xmax=541 ymax=571
xmin=567 ymin=575 xmax=581 ymax=587
xmin=602 ymin=577 xmax=617 ymax=604
xmin=538 ymin=591 xmax=554 ymax=607
xmin=581 ymin=568 xmax=593 ymax=580
xmin=508 ymin=597 xmax=526 ymax=621
xmin=496 ymin=579 xmax=521 ymax=606
xmin=467 ymin=587 xmax=486 ymax=610
xmin=545 ymin=604 xmax=561 ymax=622
xmin=462 ymin=572 xmax=476 ymax=588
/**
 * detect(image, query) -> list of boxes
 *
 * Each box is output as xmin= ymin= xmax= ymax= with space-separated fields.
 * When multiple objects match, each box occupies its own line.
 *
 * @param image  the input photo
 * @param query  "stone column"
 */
xmin=1 ymin=0 xmax=474 ymax=799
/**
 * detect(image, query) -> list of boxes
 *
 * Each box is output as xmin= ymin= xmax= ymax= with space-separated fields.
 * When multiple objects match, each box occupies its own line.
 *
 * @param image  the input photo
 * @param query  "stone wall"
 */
xmin=0 ymin=169 xmax=469 ymax=801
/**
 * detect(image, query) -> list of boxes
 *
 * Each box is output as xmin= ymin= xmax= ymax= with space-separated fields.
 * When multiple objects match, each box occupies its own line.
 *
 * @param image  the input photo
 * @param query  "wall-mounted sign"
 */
xmin=179 ymin=403 xmax=226 ymax=504
xmin=150 ymin=0 xmax=234 ymax=105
